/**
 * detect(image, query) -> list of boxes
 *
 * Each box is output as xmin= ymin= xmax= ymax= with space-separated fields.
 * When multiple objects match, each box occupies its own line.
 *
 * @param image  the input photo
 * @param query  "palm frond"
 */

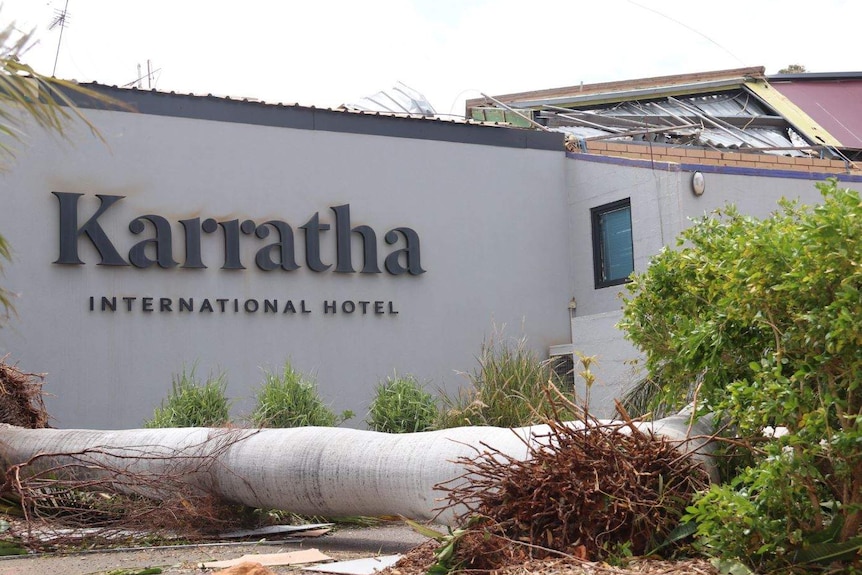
xmin=0 ymin=15 xmax=130 ymax=322
xmin=0 ymin=17 xmax=129 ymax=169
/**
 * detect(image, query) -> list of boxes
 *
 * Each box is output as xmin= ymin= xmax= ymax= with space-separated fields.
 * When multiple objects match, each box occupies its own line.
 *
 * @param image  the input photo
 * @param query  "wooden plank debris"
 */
xmin=201 ymin=548 xmax=332 ymax=569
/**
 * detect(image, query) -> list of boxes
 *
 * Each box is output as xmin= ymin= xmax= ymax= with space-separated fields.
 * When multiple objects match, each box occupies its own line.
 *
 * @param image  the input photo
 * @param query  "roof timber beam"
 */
xmin=543 ymin=112 xmax=788 ymax=130
xmin=504 ymin=79 xmax=751 ymax=110
xmin=539 ymin=106 xmax=680 ymax=129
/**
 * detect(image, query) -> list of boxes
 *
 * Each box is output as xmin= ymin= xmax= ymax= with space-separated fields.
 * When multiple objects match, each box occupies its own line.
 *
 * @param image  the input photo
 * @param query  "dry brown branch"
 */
xmin=429 ymin=384 xmax=710 ymax=572
xmin=2 ymin=429 xmax=262 ymax=548
xmin=0 ymin=356 xmax=49 ymax=428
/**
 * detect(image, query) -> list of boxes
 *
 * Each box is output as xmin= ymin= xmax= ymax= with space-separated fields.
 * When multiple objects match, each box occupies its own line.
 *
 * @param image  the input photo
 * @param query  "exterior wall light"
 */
xmin=692 ymin=171 xmax=706 ymax=196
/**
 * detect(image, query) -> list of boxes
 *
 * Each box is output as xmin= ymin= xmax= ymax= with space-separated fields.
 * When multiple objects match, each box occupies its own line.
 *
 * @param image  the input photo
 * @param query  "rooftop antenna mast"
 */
xmin=49 ymin=0 xmax=71 ymax=77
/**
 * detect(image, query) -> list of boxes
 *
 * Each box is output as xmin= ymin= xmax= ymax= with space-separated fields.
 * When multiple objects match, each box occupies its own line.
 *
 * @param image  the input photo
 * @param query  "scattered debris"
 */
xmin=0 ymin=357 xmax=49 ymax=428
xmin=219 ymin=523 xmax=332 ymax=539
xmin=304 ymin=555 xmax=402 ymax=575
xmin=212 ymin=562 xmax=277 ymax=575
xmin=201 ymin=548 xmax=332 ymax=569
xmin=384 ymin=549 xmax=720 ymax=575
xmin=293 ymin=528 xmax=334 ymax=538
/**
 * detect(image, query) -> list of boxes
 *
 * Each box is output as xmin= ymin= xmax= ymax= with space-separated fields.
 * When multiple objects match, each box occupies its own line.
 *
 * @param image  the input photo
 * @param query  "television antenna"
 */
xmin=124 ymin=60 xmax=160 ymax=89
xmin=49 ymin=0 xmax=71 ymax=76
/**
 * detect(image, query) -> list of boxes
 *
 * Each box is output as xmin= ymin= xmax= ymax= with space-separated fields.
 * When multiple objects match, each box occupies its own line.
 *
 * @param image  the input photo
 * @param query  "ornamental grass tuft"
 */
xmin=250 ymin=362 xmax=352 ymax=428
xmin=436 ymin=327 xmax=575 ymax=429
xmin=145 ymin=367 xmax=231 ymax=428
xmin=366 ymin=373 xmax=438 ymax=433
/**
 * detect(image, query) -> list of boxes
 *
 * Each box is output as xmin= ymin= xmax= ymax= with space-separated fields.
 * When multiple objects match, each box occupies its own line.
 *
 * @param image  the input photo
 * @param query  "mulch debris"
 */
xmin=386 ymin=539 xmax=719 ymax=575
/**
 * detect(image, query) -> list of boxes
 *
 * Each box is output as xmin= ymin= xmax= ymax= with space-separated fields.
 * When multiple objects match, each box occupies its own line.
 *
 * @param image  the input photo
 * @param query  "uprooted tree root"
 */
xmin=0 ymin=357 xmax=49 ymax=429
xmin=413 ymin=399 xmax=711 ymax=574
xmin=1 ymin=430 xmax=262 ymax=548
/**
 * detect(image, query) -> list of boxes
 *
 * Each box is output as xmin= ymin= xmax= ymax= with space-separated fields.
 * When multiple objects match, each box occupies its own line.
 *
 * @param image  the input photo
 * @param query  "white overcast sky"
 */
xmin=3 ymin=0 xmax=860 ymax=118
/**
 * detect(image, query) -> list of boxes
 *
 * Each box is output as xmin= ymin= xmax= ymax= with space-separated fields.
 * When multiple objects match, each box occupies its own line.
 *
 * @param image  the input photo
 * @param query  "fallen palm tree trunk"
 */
xmin=0 ymin=411 xmax=716 ymax=526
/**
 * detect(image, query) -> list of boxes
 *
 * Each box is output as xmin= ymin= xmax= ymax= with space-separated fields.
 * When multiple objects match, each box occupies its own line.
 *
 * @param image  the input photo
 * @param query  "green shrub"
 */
xmin=366 ymin=374 xmax=438 ymax=433
xmin=621 ymin=180 xmax=862 ymax=572
xmin=145 ymin=368 xmax=231 ymax=428
xmin=251 ymin=362 xmax=352 ymax=428
xmin=436 ymin=329 xmax=574 ymax=429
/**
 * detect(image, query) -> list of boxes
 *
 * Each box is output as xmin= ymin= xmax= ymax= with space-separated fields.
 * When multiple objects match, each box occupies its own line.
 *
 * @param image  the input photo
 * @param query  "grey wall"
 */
xmin=0 ymin=105 xmax=572 ymax=428
xmin=566 ymin=155 xmax=862 ymax=415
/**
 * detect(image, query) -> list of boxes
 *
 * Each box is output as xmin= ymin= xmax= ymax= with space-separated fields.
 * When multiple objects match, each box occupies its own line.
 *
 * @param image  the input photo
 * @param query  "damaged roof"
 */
xmin=466 ymin=66 xmax=861 ymax=161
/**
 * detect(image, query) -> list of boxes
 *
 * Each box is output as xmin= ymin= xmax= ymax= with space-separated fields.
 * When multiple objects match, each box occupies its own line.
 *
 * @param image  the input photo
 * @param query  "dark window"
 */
xmin=591 ymin=199 xmax=633 ymax=288
xmin=549 ymin=354 xmax=575 ymax=390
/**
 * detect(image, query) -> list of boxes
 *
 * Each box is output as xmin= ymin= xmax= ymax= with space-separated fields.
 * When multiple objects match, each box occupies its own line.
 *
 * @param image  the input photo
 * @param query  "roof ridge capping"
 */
xmin=768 ymin=71 xmax=862 ymax=82
xmin=467 ymin=66 xmax=766 ymax=112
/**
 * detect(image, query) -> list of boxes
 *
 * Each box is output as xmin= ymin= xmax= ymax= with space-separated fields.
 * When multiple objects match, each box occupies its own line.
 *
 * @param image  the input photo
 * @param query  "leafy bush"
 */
xmin=620 ymin=180 xmax=862 ymax=572
xmin=251 ymin=362 xmax=352 ymax=428
xmin=437 ymin=329 xmax=574 ymax=428
xmin=145 ymin=368 xmax=231 ymax=428
xmin=366 ymin=374 xmax=438 ymax=433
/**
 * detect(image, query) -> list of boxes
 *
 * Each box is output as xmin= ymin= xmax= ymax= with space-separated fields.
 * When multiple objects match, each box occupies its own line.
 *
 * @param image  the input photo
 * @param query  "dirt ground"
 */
xmin=0 ymin=523 xmax=428 ymax=575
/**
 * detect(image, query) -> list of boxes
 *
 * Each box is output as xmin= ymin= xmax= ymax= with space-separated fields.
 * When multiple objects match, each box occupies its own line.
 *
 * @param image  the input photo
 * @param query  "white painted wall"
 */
xmin=566 ymin=156 xmax=862 ymax=416
xmin=5 ymin=95 xmax=859 ymax=427
xmin=0 ymin=107 xmax=572 ymax=428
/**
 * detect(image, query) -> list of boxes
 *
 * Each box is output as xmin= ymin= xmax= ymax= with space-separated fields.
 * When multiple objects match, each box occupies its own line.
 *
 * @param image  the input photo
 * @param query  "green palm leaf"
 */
xmin=0 ymin=12 xmax=128 ymax=321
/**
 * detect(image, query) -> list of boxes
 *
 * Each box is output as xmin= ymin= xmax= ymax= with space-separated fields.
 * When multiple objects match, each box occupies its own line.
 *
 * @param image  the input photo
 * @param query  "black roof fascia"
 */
xmin=70 ymin=83 xmax=563 ymax=152
xmin=767 ymin=71 xmax=862 ymax=81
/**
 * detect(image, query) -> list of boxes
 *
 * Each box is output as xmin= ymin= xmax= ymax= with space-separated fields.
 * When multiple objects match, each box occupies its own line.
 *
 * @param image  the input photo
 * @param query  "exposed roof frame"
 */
xmin=503 ymin=78 xmax=755 ymax=109
xmin=468 ymin=65 xmax=852 ymax=153
xmin=535 ymin=82 xmax=829 ymax=149
xmin=541 ymin=104 xmax=788 ymax=130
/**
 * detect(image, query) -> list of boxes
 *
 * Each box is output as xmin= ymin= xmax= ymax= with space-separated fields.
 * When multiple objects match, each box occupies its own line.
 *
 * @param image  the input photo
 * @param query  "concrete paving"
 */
xmin=0 ymin=522 xmax=431 ymax=575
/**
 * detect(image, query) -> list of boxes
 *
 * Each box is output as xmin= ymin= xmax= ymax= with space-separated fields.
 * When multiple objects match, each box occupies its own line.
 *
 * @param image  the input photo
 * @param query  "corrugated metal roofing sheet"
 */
xmin=599 ymin=92 xmax=773 ymax=120
xmin=543 ymin=88 xmax=806 ymax=154
xmin=343 ymin=82 xmax=437 ymax=117
xmin=699 ymin=127 xmax=798 ymax=154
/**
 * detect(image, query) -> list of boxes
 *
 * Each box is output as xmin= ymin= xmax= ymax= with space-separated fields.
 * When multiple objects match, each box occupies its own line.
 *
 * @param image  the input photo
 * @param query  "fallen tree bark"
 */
xmin=0 ymin=411 xmax=716 ymax=525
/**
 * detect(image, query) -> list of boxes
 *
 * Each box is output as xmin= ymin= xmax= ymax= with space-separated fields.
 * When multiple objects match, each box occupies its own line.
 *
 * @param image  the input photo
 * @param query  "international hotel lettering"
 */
xmin=53 ymin=193 xmax=424 ymax=316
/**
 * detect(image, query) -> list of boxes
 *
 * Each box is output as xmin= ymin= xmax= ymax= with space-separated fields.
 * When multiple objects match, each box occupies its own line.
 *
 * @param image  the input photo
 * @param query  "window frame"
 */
xmin=591 ymin=198 xmax=634 ymax=289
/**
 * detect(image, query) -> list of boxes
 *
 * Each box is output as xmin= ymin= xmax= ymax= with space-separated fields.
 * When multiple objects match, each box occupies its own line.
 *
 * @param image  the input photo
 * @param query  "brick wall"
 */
xmin=577 ymin=140 xmax=861 ymax=176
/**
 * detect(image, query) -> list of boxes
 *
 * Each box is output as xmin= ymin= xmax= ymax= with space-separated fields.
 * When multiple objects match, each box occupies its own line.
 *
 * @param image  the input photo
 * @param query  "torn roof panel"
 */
xmin=588 ymin=91 xmax=778 ymax=125
xmin=536 ymin=87 xmax=802 ymax=153
xmin=700 ymin=127 xmax=800 ymax=155
xmin=553 ymin=125 xmax=616 ymax=139
xmin=553 ymin=121 xmax=802 ymax=155
xmin=343 ymin=82 xmax=437 ymax=117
